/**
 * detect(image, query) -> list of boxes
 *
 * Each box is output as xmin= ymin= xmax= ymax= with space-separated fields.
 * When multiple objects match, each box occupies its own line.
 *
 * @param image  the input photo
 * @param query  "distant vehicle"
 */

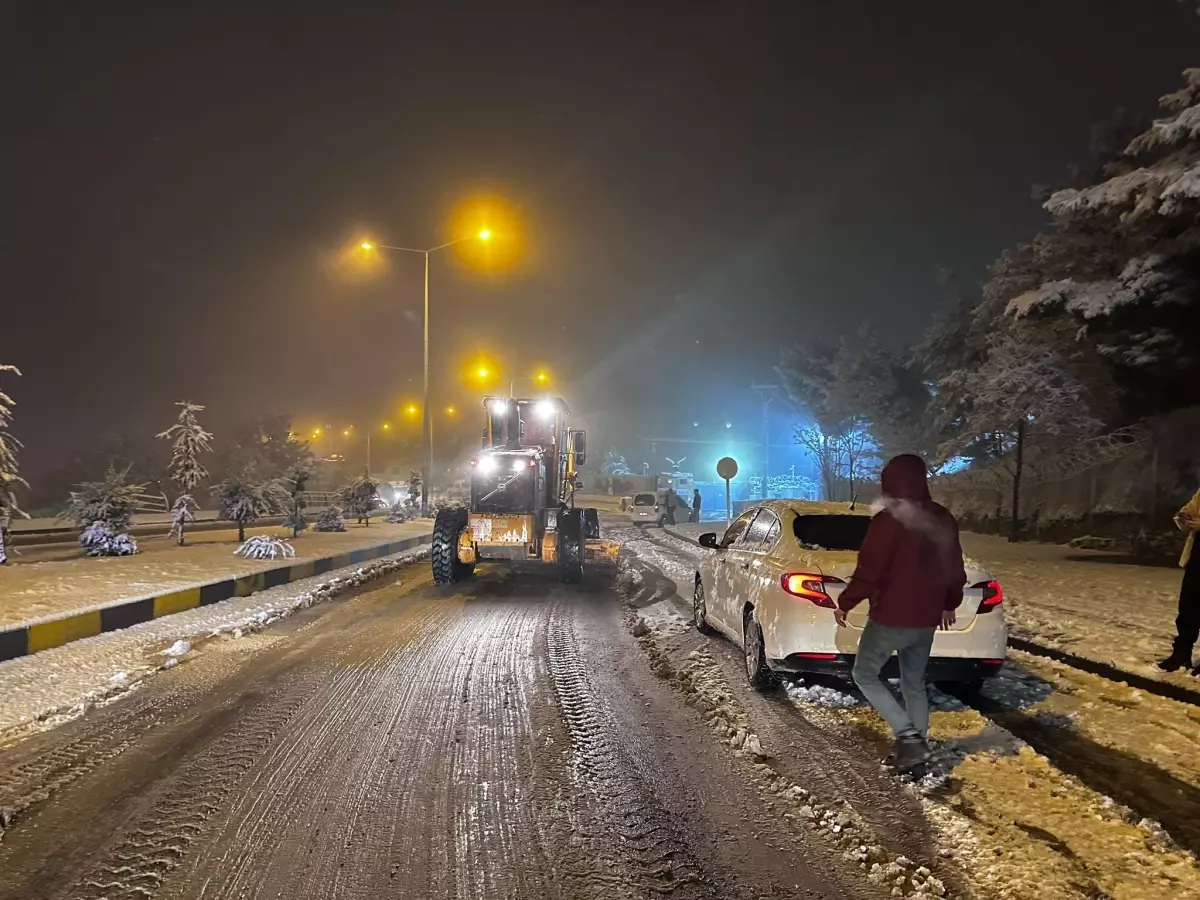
xmin=692 ymin=500 xmax=1006 ymax=698
xmin=629 ymin=492 xmax=660 ymax=526
xmin=656 ymin=471 xmax=694 ymax=496
xmin=430 ymin=396 xmax=619 ymax=584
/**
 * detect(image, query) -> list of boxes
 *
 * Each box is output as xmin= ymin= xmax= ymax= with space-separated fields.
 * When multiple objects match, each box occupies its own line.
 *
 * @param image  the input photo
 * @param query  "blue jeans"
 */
xmin=852 ymin=619 xmax=936 ymax=740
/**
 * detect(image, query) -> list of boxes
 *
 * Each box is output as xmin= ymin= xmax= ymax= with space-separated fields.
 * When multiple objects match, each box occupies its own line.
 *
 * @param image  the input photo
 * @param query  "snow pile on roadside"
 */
xmin=626 ymin=616 xmax=948 ymax=897
xmin=0 ymin=547 xmax=430 ymax=744
xmin=784 ymin=678 xmax=864 ymax=708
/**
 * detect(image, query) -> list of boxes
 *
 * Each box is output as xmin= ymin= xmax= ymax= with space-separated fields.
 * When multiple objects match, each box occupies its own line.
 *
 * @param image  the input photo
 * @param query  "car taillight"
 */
xmin=781 ymin=573 xmax=845 ymax=609
xmin=975 ymin=580 xmax=1003 ymax=613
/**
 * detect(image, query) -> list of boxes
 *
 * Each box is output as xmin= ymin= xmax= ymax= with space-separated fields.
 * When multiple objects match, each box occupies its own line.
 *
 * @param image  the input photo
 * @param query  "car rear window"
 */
xmin=633 ymin=493 xmax=657 ymax=506
xmin=792 ymin=514 xmax=872 ymax=551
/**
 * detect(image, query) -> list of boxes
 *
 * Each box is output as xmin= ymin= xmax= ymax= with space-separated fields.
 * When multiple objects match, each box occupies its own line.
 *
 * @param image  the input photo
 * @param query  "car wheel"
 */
xmin=742 ymin=607 xmax=773 ymax=691
xmin=693 ymin=577 xmax=714 ymax=634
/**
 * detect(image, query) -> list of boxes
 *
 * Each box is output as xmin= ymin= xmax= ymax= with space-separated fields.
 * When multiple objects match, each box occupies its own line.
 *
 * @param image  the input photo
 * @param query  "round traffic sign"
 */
xmin=716 ymin=456 xmax=738 ymax=480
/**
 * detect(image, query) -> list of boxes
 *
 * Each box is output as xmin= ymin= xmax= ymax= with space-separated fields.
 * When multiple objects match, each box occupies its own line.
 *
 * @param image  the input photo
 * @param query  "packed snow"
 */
xmin=0 ymin=546 xmax=430 ymax=743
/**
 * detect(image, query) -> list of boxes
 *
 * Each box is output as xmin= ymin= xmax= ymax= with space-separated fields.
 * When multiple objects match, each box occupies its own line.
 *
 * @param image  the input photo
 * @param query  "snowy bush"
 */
xmin=339 ymin=471 xmax=380 ymax=525
xmin=234 ymin=535 xmax=295 ymax=559
xmin=168 ymin=494 xmax=199 ymax=543
xmin=280 ymin=464 xmax=313 ymax=538
xmin=80 ymin=522 xmax=139 ymax=557
xmin=215 ymin=468 xmax=286 ymax=542
xmin=384 ymin=502 xmax=412 ymax=524
xmin=315 ymin=506 xmax=347 ymax=532
xmin=63 ymin=465 xmax=145 ymax=555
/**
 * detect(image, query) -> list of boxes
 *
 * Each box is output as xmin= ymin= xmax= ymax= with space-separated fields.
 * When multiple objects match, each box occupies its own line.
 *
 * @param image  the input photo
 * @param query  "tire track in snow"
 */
xmin=545 ymin=604 xmax=718 ymax=900
xmin=164 ymin=585 xmax=563 ymax=899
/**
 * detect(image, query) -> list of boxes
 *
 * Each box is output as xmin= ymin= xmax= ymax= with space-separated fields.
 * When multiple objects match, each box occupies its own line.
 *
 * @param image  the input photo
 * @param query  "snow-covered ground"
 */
xmin=959 ymin=532 xmax=1187 ymax=679
xmin=614 ymin=520 xmax=1200 ymax=899
xmin=0 ymin=520 xmax=431 ymax=629
xmin=0 ymin=546 xmax=430 ymax=745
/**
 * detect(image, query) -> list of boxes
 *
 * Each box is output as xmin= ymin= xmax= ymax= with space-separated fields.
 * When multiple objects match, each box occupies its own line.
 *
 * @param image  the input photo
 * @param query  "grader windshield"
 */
xmin=483 ymin=397 xmax=566 ymax=451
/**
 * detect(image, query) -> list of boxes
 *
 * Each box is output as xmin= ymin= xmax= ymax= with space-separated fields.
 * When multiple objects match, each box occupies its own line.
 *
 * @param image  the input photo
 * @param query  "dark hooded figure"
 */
xmin=834 ymin=454 xmax=966 ymax=772
xmin=689 ymin=488 xmax=702 ymax=523
xmin=663 ymin=488 xmax=678 ymax=526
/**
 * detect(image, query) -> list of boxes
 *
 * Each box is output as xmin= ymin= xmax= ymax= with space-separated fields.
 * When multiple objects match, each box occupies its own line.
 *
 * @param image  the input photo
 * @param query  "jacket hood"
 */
xmin=880 ymin=454 xmax=932 ymax=504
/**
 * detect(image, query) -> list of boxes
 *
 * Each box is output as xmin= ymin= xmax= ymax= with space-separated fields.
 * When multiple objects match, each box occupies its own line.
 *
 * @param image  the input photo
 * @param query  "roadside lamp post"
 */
xmin=508 ymin=371 xmax=550 ymax=397
xmin=360 ymin=230 xmax=491 ymax=515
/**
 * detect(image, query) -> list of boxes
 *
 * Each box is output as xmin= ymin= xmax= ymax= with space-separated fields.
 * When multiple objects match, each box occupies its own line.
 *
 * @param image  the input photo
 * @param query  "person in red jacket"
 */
xmin=833 ymin=454 xmax=966 ymax=772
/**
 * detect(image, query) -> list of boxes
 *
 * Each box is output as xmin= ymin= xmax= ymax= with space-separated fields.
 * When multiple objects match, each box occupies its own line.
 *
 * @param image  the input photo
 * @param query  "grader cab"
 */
xmin=430 ymin=396 xmax=619 ymax=585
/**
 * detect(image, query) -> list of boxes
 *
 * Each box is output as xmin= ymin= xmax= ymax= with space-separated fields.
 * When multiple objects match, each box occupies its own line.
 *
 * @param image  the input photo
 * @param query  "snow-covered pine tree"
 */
xmin=384 ymin=501 xmax=410 ymax=524
xmin=1001 ymin=68 xmax=1200 ymax=419
xmin=156 ymin=401 xmax=213 ymax=545
xmin=215 ymin=467 xmax=286 ymax=542
xmin=339 ymin=470 xmax=380 ymax=526
xmin=315 ymin=505 xmax=347 ymax=532
xmin=63 ymin=465 xmax=146 ymax=556
xmin=0 ymin=364 xmax=28 ymax=563
xmin=406 ymin=470 xmax=421 ymax=509
xmin=168 ymin=495 xmax=199 ymax=543
xmin=280 ymin=464 xmax=312 ymax=538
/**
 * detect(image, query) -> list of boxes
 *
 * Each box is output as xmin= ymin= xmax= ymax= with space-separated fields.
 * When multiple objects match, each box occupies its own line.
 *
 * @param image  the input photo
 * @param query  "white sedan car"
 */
xmin=693 ymin=500 xmax=1006 ymax=695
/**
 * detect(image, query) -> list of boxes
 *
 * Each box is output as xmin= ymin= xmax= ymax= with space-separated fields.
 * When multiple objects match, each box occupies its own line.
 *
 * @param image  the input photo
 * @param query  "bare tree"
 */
xmin=796 ymin=425 xmax=843 ymax=501
xmin=947 ymin=334 xmax=1101 ymax=540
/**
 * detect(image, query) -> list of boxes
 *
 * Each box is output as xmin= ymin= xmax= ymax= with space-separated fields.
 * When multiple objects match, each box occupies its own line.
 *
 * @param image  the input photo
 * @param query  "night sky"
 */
xmin=4 ymin=1 xmax=1199 ymax=478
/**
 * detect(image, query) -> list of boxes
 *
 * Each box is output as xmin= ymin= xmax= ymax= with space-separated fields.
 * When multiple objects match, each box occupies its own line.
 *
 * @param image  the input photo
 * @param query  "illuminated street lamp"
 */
xmin=509 ymin=370 xmax=551 ymax=397
xmin=361 ymin=229 xmax=492 ymax=515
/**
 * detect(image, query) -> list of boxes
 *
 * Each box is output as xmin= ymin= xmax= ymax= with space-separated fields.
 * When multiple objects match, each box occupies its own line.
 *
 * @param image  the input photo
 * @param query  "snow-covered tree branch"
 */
xmin=157 ymin=401 xmax=213 ymax=544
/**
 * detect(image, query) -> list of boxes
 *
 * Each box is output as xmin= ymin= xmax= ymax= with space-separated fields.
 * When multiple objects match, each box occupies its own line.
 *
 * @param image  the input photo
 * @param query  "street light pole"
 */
xmin=364 ymin=231 xmax=489 ymax=517
xmin=423 ymin=249 xmax=431 ymax=517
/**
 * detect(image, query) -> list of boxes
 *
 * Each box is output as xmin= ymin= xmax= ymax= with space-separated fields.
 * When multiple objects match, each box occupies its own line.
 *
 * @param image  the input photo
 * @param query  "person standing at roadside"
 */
xmin=689 ymin=488 xmax=702 ymax=523
xmin=1158 ymin=486 xmax=1200 ymax=674
xmin=663 ymin=488 xmax=679 ymax=526
xmin=833 ymin=454 xmax=966 ymax=772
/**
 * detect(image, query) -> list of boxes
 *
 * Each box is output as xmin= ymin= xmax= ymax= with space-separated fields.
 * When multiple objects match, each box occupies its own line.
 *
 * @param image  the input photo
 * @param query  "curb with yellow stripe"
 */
xmin=0 ymin=533 xmax=432 ymax=663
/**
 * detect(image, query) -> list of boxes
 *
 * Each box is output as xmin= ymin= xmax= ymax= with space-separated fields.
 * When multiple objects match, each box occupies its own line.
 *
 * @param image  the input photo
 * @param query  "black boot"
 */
xmin=890 ymin=735 xmax=930 ymax=773
xmin=1158 ymin=647 xmax=1193 ymax=673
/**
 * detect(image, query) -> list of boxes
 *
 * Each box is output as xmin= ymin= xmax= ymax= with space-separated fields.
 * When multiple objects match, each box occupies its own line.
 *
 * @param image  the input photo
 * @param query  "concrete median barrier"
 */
xmin=0 ymin=532 xmax=432 ymax=663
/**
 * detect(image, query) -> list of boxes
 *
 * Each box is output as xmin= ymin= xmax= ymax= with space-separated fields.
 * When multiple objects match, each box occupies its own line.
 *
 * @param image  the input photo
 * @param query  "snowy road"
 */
xmin=0 ymin=553 xmax=865 ymax=900
xmin=5 ymin=522 xmax=1197 ymax=899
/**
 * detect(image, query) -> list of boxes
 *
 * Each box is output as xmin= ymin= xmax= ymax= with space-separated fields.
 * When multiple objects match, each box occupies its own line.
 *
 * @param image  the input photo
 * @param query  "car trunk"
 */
xmin=816 ymin=560 xmax=978 ymax=632
xmin=792 ymin=513 xmax=979 ymax=633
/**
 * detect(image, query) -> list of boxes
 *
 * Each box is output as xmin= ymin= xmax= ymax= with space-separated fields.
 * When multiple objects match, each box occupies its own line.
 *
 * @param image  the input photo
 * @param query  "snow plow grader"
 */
xmin=431 ymin=396 xmax=619 ymax=584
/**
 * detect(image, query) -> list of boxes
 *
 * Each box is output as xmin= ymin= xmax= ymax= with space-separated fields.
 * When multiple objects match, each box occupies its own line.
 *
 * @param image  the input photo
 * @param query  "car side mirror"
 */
xmin=699 ymin=532 xmax=719 ymax=549
xmin=571 ymin=430 xmax=587 ymax=465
